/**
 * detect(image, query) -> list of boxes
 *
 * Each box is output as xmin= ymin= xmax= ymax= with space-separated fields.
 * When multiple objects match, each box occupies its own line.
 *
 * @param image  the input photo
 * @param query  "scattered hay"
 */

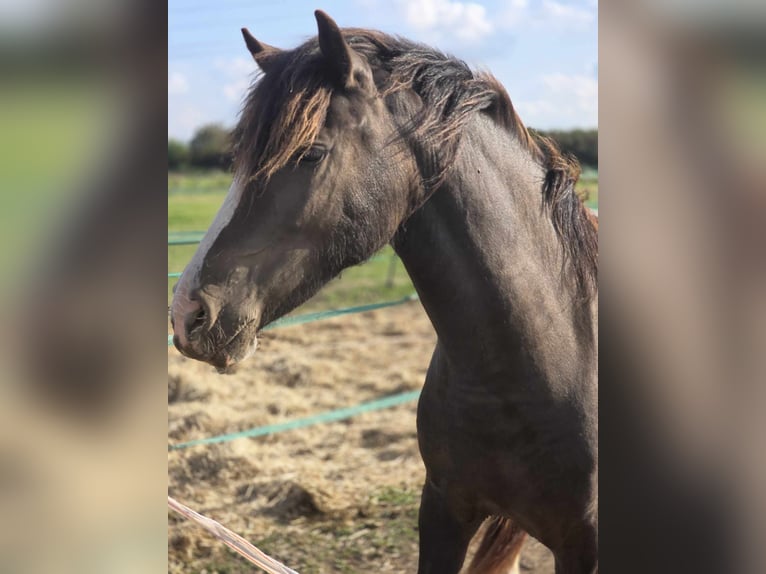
xmin=168 ymin=374 xmax=210 ymax=404
xmin=168 ymin=411 xmax=216 ymax=441
xmin=168 ymin=303 xmax=554 ymax=573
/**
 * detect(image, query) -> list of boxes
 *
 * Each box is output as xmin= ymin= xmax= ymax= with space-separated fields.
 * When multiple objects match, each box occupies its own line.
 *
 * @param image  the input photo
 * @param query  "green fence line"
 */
xmin=167 ymin=293 xmax=419 ymax=346
xmin=168 ymin=231 xmax=205 ymax=245
xmin=264 ymin=293 xmax=418 ymax=329
xmin=169 ymin=389 xmax=421 ymax=450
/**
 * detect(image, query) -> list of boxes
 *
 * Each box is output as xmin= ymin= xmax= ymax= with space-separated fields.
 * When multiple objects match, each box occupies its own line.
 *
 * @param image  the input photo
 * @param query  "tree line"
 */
xmin=169 ymin=124 xmax=597 ymax=171
xmin=532 ymin=128 xmax=598 ymax=169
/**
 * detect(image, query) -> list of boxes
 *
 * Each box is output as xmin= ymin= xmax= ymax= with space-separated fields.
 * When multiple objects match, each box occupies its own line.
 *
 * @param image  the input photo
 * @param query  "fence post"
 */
xmin=385 ymin=253 xmax=398 ymax=288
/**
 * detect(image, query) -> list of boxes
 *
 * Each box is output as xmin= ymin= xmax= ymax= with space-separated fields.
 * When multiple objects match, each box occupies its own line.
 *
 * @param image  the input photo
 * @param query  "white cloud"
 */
xmin=168 ymin=72 xmax=188 ymax=95
xmin=515 ymin=73 xmax=597 ymax=128
xmin=400 ymin=0 xmax=494 ymax=43
xmin=542 ymin=72 xmax=598 ymax=106
xmin=540 ymin=0 xmax=595 ymax=26
xmin=214 ymin=57 xmax=255 ymax=103
xmin=223 ymin=79 xmax=251 ymax=103
xmin=168 ymin=105 xmax=208 ymax=141
xmin=501 ymin=0 xmax=595 ymax=31
xmin=502 ymin=0 xmax=529 ymax=27
xmin=214 ymin=57 xmax=253 ymax=77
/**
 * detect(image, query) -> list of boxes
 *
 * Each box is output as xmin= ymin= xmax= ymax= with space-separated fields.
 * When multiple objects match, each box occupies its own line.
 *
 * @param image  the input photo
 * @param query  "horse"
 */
xmin=171 ymin=11 xmax=598 ymax=574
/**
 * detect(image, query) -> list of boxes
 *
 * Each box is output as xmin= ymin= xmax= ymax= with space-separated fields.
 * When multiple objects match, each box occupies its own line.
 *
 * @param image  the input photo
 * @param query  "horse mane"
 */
xmin=232 ymin=29 xmax=597 ymax=298
xmin=233 ymin=44 xmax=333 ymax=184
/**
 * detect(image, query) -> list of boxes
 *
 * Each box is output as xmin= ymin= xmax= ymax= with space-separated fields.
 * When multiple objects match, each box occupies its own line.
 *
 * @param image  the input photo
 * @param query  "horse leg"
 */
xmin=416 ymin=479 xmax=481 ymax=574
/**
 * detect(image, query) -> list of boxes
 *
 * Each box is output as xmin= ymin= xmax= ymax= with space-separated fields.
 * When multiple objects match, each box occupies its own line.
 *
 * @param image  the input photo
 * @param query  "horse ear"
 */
xmin=241 ymin=28 xmax=280 ymax=73
xmin=314 ymin=10 xmax=370 ymax=90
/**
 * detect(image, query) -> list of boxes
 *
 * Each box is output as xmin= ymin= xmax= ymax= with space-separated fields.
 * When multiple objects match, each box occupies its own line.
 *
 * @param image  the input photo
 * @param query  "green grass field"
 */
xmin=168 ymin=170 xmax=598 ymax=308
xmin=579 ymin=173 xmax=599 ymax=211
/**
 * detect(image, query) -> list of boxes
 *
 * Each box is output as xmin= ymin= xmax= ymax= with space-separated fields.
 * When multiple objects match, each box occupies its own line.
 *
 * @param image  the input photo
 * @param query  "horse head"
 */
xmin=171 ymin=11 xmax=418 ymax=371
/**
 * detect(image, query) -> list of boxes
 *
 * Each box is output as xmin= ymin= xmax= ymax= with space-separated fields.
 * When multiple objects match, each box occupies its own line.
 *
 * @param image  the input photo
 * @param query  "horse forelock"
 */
xmin=232 ymin=44 xmax=333 ymax=186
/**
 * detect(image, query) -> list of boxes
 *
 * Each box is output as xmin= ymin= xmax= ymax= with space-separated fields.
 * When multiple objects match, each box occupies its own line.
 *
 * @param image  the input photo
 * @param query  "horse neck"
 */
xmin=394 ymin=114 xmax=596 ymax=385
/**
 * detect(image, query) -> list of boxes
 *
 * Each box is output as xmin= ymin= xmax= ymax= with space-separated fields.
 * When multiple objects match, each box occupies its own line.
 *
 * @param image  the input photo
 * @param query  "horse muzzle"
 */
xmin=171 ymin=288 xmax=259 ymax=372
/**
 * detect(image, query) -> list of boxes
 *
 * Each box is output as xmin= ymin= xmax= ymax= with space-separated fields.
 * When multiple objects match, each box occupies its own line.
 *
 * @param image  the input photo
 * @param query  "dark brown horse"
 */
xmin=171 ymin=11 xmax=598 ymax=574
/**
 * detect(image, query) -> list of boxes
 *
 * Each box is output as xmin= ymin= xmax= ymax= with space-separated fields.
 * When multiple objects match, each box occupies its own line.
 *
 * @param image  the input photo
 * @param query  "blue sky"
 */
xmin=169 ymin=0 xmax=597 ymax=141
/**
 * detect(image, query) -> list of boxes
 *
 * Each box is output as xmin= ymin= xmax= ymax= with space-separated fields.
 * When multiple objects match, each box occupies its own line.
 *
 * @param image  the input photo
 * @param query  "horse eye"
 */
xmin=299 ymin=145 xmax=326 ymax=164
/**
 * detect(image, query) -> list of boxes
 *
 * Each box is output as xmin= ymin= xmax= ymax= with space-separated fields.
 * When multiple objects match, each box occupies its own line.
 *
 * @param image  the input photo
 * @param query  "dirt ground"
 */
xmin=168 ymin=301 xmax=554 ymax=573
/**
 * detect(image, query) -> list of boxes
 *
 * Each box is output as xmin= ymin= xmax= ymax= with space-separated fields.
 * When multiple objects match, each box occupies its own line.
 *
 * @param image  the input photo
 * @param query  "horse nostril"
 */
xmin=185 ymin=304 xmax=207 ymax=336
xmin=189 ymin=306 xmax=206 ymax=333
xmin=174 ymin=288 xmax=221 ymax=348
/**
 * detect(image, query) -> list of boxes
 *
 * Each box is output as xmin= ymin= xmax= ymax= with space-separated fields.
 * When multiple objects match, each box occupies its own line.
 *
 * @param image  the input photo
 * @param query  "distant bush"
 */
xmin=189 ymin=124 xmax=232 ymax=169
xmin=168 ymin=139 xmax=189 ymax=171
xmin=532 ymin=129 xmax=598 ymax=169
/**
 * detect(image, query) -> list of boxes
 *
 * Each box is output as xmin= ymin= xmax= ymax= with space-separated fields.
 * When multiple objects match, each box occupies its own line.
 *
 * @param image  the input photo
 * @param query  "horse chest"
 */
xmin=418 ymin=370 xmax=592 ymax=484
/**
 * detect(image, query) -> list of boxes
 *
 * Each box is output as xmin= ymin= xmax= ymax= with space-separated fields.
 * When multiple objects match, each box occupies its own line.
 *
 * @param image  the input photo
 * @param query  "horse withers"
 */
xmin=171 ymin=11 xmax=598 ymax=574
